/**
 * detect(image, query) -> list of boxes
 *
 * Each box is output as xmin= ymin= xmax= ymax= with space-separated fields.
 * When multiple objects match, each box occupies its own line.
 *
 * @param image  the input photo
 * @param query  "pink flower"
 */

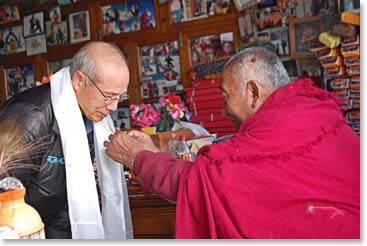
xmin=159 ymin=93 xmax=187 ymax=122
xmin=129 ymin=104 xmax=160 ymax=128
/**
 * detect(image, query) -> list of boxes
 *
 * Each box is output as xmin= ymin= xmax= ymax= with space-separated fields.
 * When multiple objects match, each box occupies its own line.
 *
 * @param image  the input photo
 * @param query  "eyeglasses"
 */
xmin=82 ymin=71 xmax=128 ymax=104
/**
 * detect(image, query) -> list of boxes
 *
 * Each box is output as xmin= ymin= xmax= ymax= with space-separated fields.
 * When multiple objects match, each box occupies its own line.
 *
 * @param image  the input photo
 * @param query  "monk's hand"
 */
xmin=127 ymin=130 xmax=160 ymax=153
xmin=103 ymin=130 xmax=160 ymax=169
xmin=104 ymin=131 xmax=142 ymax=168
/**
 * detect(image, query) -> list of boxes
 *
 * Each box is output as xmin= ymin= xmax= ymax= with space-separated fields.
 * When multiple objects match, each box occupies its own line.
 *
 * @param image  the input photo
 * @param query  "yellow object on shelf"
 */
xmin=0 ymin=177 xmax=45 ymax=239
xmin=141 ymin=126 xmax=157 ymax=135
xmin=319 ymin=32 xmax=341 ymax=48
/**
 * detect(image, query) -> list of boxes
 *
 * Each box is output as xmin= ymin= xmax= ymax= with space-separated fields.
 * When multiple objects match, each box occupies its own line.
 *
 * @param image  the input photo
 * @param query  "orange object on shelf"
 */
xmin=341 ymin=12 xmax=360 ymax=26
xmin=0 ymin=177 xmax=45 ymax=239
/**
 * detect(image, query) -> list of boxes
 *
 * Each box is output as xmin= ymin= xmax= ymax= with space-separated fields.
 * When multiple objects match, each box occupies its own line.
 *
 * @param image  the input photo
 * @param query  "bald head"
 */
xmin=223 ymin=47 xmax=290 ymax=93
xmin=69 ymin=41 xmax=128 ymax=80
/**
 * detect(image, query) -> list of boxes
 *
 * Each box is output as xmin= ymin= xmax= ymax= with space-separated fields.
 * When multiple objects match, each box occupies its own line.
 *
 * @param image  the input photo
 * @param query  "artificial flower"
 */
xmin=159 ymin=93 xmax=187 ymax=122
xmin=129 ymin=104 xmax=160 ymax=128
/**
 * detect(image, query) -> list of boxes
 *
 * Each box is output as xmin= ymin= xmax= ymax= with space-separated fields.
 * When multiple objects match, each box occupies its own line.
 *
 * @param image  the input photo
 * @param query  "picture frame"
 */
xmin=49 ymin=6 xmax=62 ymax=25
xmin=46 ymin=20 xmax=69 ymax=46
xmin=282 ymin=59 xmax=298 ymax=80
xmin=297 ymin=57 xmax=322 ymax=77
xmin=183 ymin=0 xmax=208 ymax=21
xmin=170 ymin=0 xmax=184 ymax=23
xmin=0 ymin=5 xmax=20 ymax=24
xmin=6 ymin=65 xmax=35 ymax=99
xmin=342 ymin=0 xmax=360 ymax=12
xmin=289 ymin=16 xmax=325 ymax=59
xmin=303 ymin=0 xmax=339 ymax=17
xmin=110 ymin=107 xmax=131 ymax=131
xmin=233 ymin=0 xmax=261 ymax=12
xmin=48 ymin=58 xmax=71 ymax=73
xmin=23 ymin=12 xmax=45 ymax=37
xmin=0 ymin=25 xmax=26 ymax=55
xmin=270 ymin=27 xmax=290 ymax=57
xmin=68 ymin=10 xmax=90 ymax=44
xmin=25 ymin=34 xmax=47 ymax=56
xmin=238 ymin=13 xmax=254 ymax=40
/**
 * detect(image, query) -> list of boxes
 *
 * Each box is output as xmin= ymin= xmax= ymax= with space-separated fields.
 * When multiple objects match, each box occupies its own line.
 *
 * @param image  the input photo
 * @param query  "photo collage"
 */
xmin=139 ymin=40 xmax=182 ymax=99
xmin=189 ymin=32 xmax=235 ymax=67
xmin=102 ymin=0 xmax=155 ymax=36
xmin=171 ymin=0 xmax=231 ymax=23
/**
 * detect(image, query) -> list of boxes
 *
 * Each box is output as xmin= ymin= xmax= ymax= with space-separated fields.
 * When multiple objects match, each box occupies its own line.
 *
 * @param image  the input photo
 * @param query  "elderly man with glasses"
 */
xmin=0 ymin=41 xmax=133 ymax=239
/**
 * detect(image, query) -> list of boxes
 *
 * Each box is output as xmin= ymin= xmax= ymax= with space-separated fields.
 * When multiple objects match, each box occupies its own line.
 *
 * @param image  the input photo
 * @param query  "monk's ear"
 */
xmin=71 ymin=71 xmax=84 ymax=92
xmin=246 ymin=80 xmax=259 ymax=108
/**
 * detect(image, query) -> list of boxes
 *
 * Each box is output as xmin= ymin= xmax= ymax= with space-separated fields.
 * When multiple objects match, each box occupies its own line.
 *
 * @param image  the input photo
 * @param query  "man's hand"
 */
xmin=103 ymin=130 xmax=159 ymax=168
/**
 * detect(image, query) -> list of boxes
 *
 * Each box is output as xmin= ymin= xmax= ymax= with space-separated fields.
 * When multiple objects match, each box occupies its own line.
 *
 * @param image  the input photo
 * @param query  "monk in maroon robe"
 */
xmin=104 ymin=47 xmax=360 ymax=239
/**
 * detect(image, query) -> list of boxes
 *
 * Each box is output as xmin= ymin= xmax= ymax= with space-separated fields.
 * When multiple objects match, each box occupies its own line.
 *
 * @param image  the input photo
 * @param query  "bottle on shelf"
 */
xmin=168 ymin=132 xmax=179 ymax=158
xmin=176 ymin=134 xmax=193 ymax=161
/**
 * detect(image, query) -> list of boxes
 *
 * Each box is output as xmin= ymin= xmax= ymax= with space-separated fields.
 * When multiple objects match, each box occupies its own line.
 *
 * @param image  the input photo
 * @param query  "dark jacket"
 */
xmin=0 ymin=84 xmax=94 ymax=239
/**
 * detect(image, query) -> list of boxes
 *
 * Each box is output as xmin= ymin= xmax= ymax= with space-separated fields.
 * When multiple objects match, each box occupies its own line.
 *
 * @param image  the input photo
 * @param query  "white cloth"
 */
xmin=50 ymin=67 xmax=133 ymax=239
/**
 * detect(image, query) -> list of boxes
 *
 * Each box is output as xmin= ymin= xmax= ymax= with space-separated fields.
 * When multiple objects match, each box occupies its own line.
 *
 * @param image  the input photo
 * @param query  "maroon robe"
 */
xmin=133 ymin=78 xmax=360 ymax=239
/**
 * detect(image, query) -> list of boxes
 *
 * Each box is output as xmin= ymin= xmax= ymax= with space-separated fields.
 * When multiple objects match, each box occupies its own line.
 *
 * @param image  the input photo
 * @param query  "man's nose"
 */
xmin=106 ymin=101 xmax=119 ymax=112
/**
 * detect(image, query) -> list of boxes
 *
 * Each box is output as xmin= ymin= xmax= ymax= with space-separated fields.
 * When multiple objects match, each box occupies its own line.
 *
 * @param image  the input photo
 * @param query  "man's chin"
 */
xmin=89 ymin=113 xmax=105 ymax=122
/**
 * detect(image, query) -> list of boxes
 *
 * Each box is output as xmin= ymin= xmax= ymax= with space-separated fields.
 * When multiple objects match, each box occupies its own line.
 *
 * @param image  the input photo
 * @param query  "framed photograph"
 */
xmin=23 ymin=12 xmax=45 ymax=37
xmin=303 ymin=0 xmax=339 ymax=16
xmin=0 ymin=5 xmax=20 ymax=24
xmin=138 ymin=0 xmax=156 ymax=29
xmin=233 ymin=0 xmax=261 ymax=12
xmin=110 ymin=107 xmax=131 ymax=131
xmin=69 ymin=10 xmax=90 ymax=43
xmin=297 ymin=57 xmax=322 ymax=77
xmin=207 ymin=0 xmax=231 ymax=16
xmin=282 ymin=59 xmax=298 ymax=80
xmin=25 ymin=34 xmax=47 ymax=56
xmin=289 ymin=16 xmax=325 ymax=59
xmin=48 ymin=58 xmax=71 ymax=73
xmin=6 ymin=65 xmax=35 ymax=99
xmin=183 ymin=0 xmax=208 ymax=21
xmin=238 ymin=13 xmax=254 ymax=40
xmin=0 ymin=25 xmax=26 ymax=55
xmin=49 ymin=6 xmax=62 ymax=25
xmin=171 ymin=0 xmax=184 ymax=23
xmin=269 ymin=27 xmax=290 ymax=57
xmin=343 ymin=0 xmax=360 ymax=12
xmin=46 ymin=21 xmax=68 ymax=46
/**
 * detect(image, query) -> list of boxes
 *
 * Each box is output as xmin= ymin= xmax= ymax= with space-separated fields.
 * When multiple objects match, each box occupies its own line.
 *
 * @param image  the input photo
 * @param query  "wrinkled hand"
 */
xmin=103 ymin=130 xmax=159 ymax=169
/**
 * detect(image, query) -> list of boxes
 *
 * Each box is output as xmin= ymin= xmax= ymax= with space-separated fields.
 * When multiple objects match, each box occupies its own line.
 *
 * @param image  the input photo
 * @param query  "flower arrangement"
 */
xmin=159 ymin=93 xmax=188 ymax=131
xmin=129 ymin=104 xmax=161 ymax=128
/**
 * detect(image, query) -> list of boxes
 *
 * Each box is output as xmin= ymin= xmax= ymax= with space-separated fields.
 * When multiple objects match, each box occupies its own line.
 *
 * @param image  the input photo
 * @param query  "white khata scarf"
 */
xmin=50 ymin=67 xmax=133 ymax=239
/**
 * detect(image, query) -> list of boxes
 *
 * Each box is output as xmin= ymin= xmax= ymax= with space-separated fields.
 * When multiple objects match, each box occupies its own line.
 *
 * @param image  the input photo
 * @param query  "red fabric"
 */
xmin=175 ymin=78 xmax=360 ymax=238
xmin=134 ymin=151 xmax=192 ymax=201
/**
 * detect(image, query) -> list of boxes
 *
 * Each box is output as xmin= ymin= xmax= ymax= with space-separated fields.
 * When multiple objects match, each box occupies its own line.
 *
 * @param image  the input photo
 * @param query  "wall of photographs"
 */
xmin=0 ymin=0 xmax=360 ymax=125
xmin=139 ymin=40 xmax=182 ymax=99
